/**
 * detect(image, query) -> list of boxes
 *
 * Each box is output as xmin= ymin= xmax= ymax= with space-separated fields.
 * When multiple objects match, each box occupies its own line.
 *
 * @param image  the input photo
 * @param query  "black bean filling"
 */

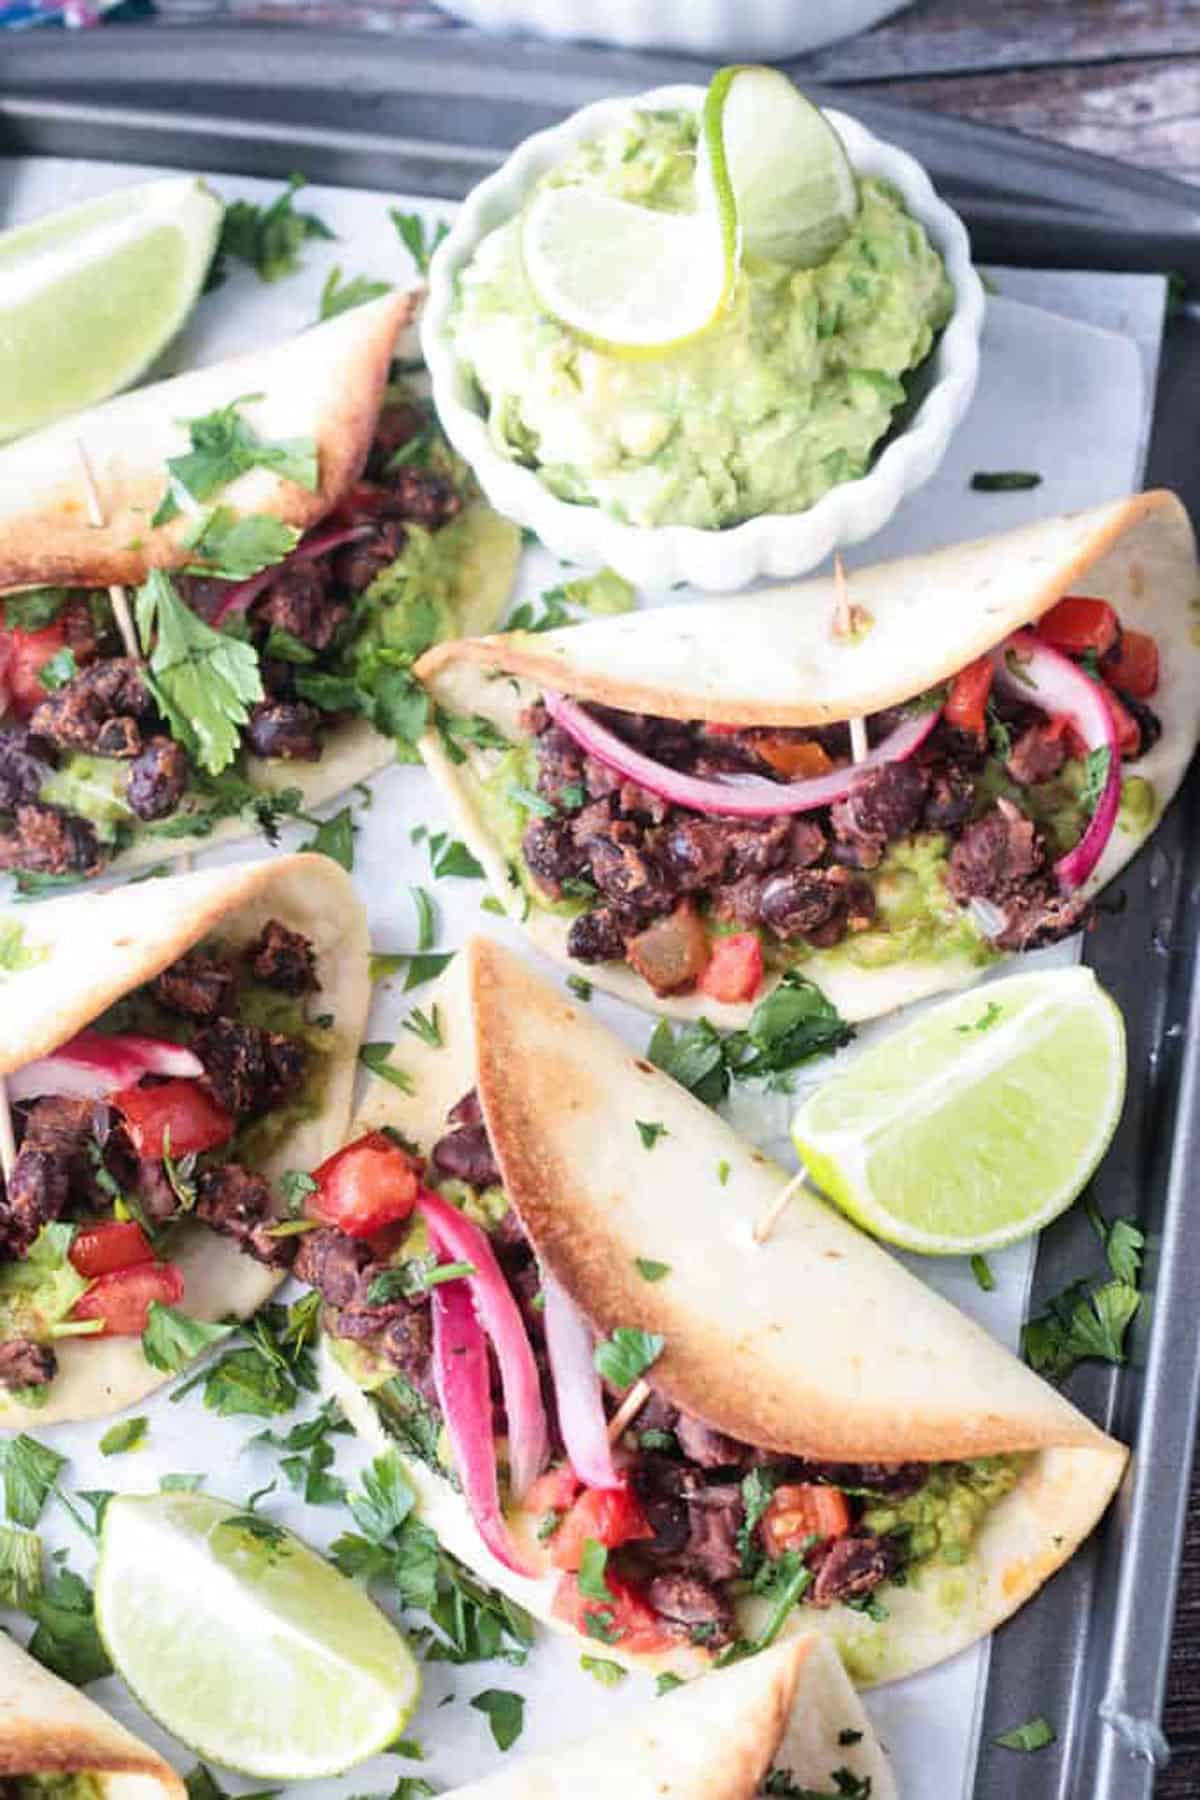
xmin=0 ymin=919 xmax=318 ymax=1389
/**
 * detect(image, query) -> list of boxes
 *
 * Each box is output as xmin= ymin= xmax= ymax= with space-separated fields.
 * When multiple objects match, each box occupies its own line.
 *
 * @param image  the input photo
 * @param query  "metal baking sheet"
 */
xmin=4 ymin=29 xmax=1200 ymax=1800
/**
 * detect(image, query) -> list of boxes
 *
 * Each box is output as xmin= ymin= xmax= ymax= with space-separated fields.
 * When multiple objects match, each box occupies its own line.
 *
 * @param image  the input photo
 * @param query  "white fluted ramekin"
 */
xmin=422 ymin=85 xmax=985 ymax=593
xmin=432 ymin=0 xmax=907 ymax=58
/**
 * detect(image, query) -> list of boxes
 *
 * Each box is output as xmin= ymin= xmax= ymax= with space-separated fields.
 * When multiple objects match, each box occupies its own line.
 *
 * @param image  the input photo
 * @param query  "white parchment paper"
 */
xmin=0 ymin=156 xmax=1168 ymax=1800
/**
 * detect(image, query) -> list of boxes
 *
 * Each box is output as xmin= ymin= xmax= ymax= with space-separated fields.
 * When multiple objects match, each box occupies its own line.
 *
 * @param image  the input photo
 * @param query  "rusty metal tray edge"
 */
xmin=4 ymin=27 xmax=1200 ymax=1798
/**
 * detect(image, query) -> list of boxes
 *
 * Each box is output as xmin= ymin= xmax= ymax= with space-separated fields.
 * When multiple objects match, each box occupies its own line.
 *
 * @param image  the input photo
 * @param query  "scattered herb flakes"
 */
xmin=0 ymin=1435 xmax=66 ymax=1529
xmin=360 ymin=1041 xmax=415 ymax=1092
xmin=429 ymin=836 xmax=485 ymax=881
xmin=655 ymin=1671 xmax=684 ymax=1697
xmin=390 ymin=209 xmax=450 ymax=275
xmin=135 ymin=570 xmax=264 ymax=777
xmin=0 ymin=1523 xmax=42 ymax=1609
xmin=215 ymin=174 xmax=335 ymax=285
xmin=1087 ymin=1203 xmax=1146 ymax=1287
xmin=577 ymin=1537 xmax=614 ymax=1602
xmin=580 ymin=1653 xmax=626 ymax=1686
xmin=635 ymin=1257 xmax=671 ymax=1283
xmin=970 ymin=471 xmax=1043 ymax=493
xmin=318 ymin=266 xmax=391 ymax=321
xmin=593 ymin=1327 xmax=664 ymax=1389
xmin=141 ymin=1304 xmax=235 ymax=1376
xmin=303 ymin=805 xmax=357 ymax=870
xmin=402 ymin=1004 xmax=443 ymax=1049
xmin=349 ymin=1449 xmax=418 ymax=1543
xmin=994 ymin=1716 xmax=1056 ymax=1752
xmin=764 ymin=1770 xmax=872 ymax=1798
xmin=469 ymin=1689 xmax=525 ymax=1753
xmin=410 ymin=885 xmax=437 ymax=952
xmin=255 ymin=1399 xmax=350 ymax=1506
xmin=635 ymin=1120 xmax=668 ymax=1150
xmin=970 ymin=1254 xmax=996 ymax=1293
xmin=405 ymin=952 xmax=455 ymax=991
xmin=956 ymin=1001 xmax=1001 ymax=1034
xmin=717 ymin=1160 xmax=731 ymax=1187
xmin=27 ymin=1563 xmax=113 ymax=1685
xmin=153 ymin=398 xmax=317 ymax=525
xmin=98 ymin=1417 xmax=149 ymax=1457
xmin=566 ymin=974 xmax=593 ymax=1002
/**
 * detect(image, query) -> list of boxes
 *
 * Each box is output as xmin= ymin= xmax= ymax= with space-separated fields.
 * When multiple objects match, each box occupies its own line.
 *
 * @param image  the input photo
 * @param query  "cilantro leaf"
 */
xmin=635 ymin=1258 xmax=670 ymax=1282
xmin=635 ymin=1120 xmax=667 ymax=1150
xmin=566 ymin=975 xmax=592 ymax=1002
xmin=3 ymin=587 xmax=70 ymax=631
xmin=153 ymin=398 xmax=317 ymax=526
xmin=38 ymin=647 xmax=78 ymax=692
xmin=359 ymin=1041 xmax=414 ymax=1092
xmin=1022 ymin=1279 xmax=1140 ymax=1381
xmin=256 ymin=1399 xmax=350 ymax=1505
xmin=181 ymin=508 xmax=300 ymax=581
xmin=728 ymin=974 xmax=854 ymax=1088
xmin=215 ymin=174 xmax=335 ymax=285
xmin=577 ymin=1537 xmax=613 ymax=1602
xmin=319 ymin=266 xmax=391 ymax=321
xmin=302 ymin=805 xmax=357 ymax=870
xmin=135 ymin=570 xmax=264 ymax=776
xmin=401 ymin=1004 xmax=442 ymax=1049
xmin=430 ymin=837 xmax=484 ymax=880
xmin=970 ymin=470 xmax=1042 ymax=493
xmin=27 ymin=1563 xmax=112 ymax=1685
xmin=141 ymin=1302 xmax=235 ymax=1375
xmin=0 ymin=1435 xmax=66 ymax=1528
xmin=593 ymin=1327 xmax=664 ymax=1390
xmin=0 ymin=1522 xmax=42 ymax=1609
xmin=404 ymin=952 xmax=455 ymax=991
xmin=647 ymin=1017 xmax=730 ymax=1107
xmin=185 ymin=1296 xmax=320 ymax=1418
xmin=970 ymin=1253 xmax=995 ymax=1292
xmin=1081 ymin=746 xmax=1112 ymax=813
xmin=580 ymin=1654 xmax=626 ymax=1686
xmin=349 ymin=1450 xmax=418 ymax=1544
xmin=470 ymin=1688 xmax=525 ymax=1752
xmin=994 ymin=1715 xmax=1056 ymax=1752
xmin=99 ymin=1417 xmax=148 ymax=1457
xmin=390 ymin=210 xmax=450 ymax=275
xmin=655 ymin=1672 xmax=684 ymax=1697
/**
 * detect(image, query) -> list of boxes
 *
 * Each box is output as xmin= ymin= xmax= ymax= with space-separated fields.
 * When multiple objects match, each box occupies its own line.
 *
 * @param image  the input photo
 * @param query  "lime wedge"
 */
xmin=95 ymin=1492 xmax=420 ymax=1779
xmin=521 ymin=184 xmax=732 ymax=354
xmin=791 ymin=967 xmax=1125 ymax=1254
xmin=0 ymin=178 xmax=222 ymax=443
xmin=701 ymin=65 xmax=859 ymax=269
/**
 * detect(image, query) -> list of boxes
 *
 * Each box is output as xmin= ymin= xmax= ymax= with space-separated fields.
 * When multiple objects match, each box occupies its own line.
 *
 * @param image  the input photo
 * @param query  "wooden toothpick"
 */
xmin=75 ymin=439 xmax=141 ymax=662
xmin=752 ymin=1169 xmax=809 ymax=1245
xmin=0 ymin=1082 xmax=15 ymax=1183
xmin=606 ymin=1379 xmax=652 ymax=1443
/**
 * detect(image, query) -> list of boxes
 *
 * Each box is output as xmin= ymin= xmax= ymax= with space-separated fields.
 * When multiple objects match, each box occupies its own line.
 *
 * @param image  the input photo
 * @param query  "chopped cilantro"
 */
xmin=0 ymin=919 xmax=47 ymax=975
xmin=1082 ymin=746 xmax=1112 ymax=812
xmin=390 ymin=209 xmax=450 ymax=275
xmin=215 ymin=174 xmax=335 ymax=285
xmin=302 ymin=805 xmax=357 ymax=870
xmin=410 ymin=884 xmax=437 ymax=951
xmin=318 ymin=266 xmax=391 ymax=321
xmin=98 ymin=1417 xmax=148 ymax=1457
xmin=152 ymin=398 xmax=317 ymax=526
xmin=141 ymin=1303 xmax=235 ymax=1375
xmin=359 ymin=1041 xmax=415 ymax=1092
xmin=404 ymin=952 xmax=455 ymax=990
xmin=181 ymin=507 xmax=300 ymax=580
xmin=27 ymin=1563 xmax=112 ymax=1685
xmin=728 ymin=974 xmax=853 ymax=1088
xmin=580 ymin=1653 xmax=626 ymax=1686
xmin=254 ymin=1399 xmax=350 ymax=1505
xmin=970 ymin=1254 xmax=996 ymax=1292
xmin=135 ymin=570 xmax=263 ymax=776
xmin=280 ymin=1169 xmax=319 ymax=1216
xmin=366 ymin=1258 xmax=475 ymax=1305
xmin=37 ymin=646 xmax=78 ymax=691
xmin=3 ymin=587 xmax=70 ymax=631
xmin=470 ymin=1688 xmax=525 ymax=1752
xmin=956 ymin=1001 xmax=1002 ymax=1034
xmin=718 ymin=1160 xmax=731 ymax=1186
xmin=635 ymin=1257 xmax=671 ymax=1282
xmin=1023 ymin=1279 xmax=1140 ymax=1380
xmin=0 ymin=1435 xmax=65 ymax=1529
xmin=994 ymin=1716 xmax=1056 ymax=1752
xmin=577 ymin=1537 xmax=614 ymax=1602
xmin=429 ymin=836 xmax=484 ymax=880
xmin=566 ymin=974 xmax=593 ymax=1002
xmin=593 ymin=1327 xmax=664 ymax=1389
xmin=402 ymin=1004 xmax=443 ymax=1049
xmin=0 ymin=1523 xmax=42 ymax=1609
xmin=635 ymin=1120 xmax=668 ymax=1150
xmin=655 ymin=1672 xmax=684 ymax=1697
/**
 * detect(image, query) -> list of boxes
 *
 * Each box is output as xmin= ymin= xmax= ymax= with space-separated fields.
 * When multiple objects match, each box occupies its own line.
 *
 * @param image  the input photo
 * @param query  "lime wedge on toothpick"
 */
xmin=95 ymin=1491 xmax=420 ymax=1779
xmin=0 ymin=177 xmax=222 ymax=444
xmin=521 ymin=65 xmax=857 ymax=355
xmin=701 ymin=65 xmax=859 ymax=269
xmin=791 ymin=967 xmax=1125 ymax=1255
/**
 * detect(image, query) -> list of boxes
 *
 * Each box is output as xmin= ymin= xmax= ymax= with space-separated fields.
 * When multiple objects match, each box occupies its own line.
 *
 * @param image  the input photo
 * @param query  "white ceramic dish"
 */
xmin=431 ymin=0 xmax=909 ymax=58
xmin=423 ymin=83 xmax=985 ymax=592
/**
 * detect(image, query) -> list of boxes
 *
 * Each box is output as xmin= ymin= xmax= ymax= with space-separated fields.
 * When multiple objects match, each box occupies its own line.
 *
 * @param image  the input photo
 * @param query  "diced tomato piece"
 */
xmin=761 ymin=1483 xmax=852 ymax=1559
xmin=4 ymin=624 xmax=68 ymax=716
xmin=525 ymin=1466 xmax=582 ymax=1518
xmin=943 ymin=656 xmax=994 ymax=739
xmin=113 ymin=1079 xmax=234 ymax=1159
xmin=552 ymin=1571 xmax=676 ymax=1656
xmin=308 ymin=1131 xmax=421 ymax=1238
xmin=698 ymin=933 xmax=764 ymax=1005
xmin=1104 ymin=687 xmax=1142 ymax=759
xmin=549 ymin=1483 xmax=654 ymax=1573
xmin=69 ymin=1221 xmax=154 ymax=1279
xmin=71 ymin=1261 xmax=185 ymax=1336
xmin=702 ymin=723 xmax=743 ymax=738
xmin=752 ymin=736 xmax=834 ymax=779
xmin=1103 ymin=629 xmax=1159 ymax=700
xmin=1037 ymin=595 xmax=1119 ymax=658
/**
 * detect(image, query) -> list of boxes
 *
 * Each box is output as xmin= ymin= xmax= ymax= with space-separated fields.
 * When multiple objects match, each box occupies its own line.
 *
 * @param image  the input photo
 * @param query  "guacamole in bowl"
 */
xmin=423 ymin=82 xmax=984 ymax=590
xmin=452 ymin=110 xmax=954 ymax=531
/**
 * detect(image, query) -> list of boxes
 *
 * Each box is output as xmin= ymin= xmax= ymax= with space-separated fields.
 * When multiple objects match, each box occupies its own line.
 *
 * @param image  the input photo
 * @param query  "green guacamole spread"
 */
xmin=14 ymin=1778 xmax=104 ymax=1800
xmin=863 ymin=1455 xmax=1025 ymax=1568
xmin=451 ymin=109 xmax=954 ymax=528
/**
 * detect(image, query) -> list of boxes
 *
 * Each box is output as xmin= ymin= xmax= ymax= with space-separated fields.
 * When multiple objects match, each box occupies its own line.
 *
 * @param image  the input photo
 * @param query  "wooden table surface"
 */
xmin=150 ymin=0 xmax=1200 ymax=1790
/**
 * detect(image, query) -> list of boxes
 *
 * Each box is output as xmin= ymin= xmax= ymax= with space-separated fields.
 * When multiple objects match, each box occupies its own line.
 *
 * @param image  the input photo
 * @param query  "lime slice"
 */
xmin=0 ymin=178 xmax=222 ymax=443
xmin=701 ymin=65 xmax=859 ymax=269
xmin=95 ymin=1492 xmax=420 ymax=1779
xmin=521 ymin=184 xmax=732 ymax=355
xmin=791 ymin=967 xmax=1125 ymax=1254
